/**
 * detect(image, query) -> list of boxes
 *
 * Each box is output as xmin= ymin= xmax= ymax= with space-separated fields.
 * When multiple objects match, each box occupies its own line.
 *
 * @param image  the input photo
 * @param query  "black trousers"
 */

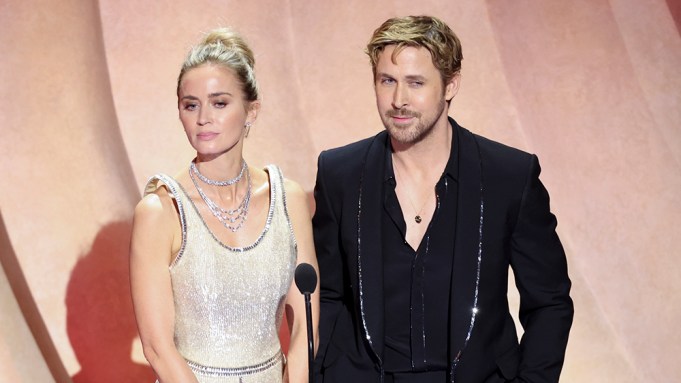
xmin=384 ymin=370 xmax=447 ymax=383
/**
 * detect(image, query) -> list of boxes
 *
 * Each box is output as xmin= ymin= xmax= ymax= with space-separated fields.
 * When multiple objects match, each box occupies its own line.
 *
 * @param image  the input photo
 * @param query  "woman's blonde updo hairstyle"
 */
xmin=177 ymin=27 xmax=259 ymax=103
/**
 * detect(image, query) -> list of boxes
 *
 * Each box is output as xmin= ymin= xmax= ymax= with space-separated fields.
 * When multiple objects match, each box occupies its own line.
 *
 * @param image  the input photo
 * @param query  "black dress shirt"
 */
xmin=382 ymin=130 xmax=459 ymax=373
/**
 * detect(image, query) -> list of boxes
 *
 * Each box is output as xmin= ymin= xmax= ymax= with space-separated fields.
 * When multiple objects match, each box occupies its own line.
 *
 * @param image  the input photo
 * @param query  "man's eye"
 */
xmin=381 ymin=78 xmax=395 ymax=85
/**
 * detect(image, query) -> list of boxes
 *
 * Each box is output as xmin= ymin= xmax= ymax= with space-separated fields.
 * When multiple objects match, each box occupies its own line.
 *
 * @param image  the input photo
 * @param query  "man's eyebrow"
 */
xmin=375 ymin=73 xmax=426 ymax=81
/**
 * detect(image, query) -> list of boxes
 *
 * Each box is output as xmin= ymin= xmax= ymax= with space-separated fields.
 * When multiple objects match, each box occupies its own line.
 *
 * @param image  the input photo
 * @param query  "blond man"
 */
xmin=312 ymin=16 xmax=573 ymax=383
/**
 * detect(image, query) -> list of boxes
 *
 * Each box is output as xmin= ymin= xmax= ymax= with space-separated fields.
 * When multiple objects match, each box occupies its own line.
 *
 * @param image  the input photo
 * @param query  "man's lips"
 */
xmin=386 ymin=110 xmax=420 ymax=121
xmin=392 ymin=115 xmax=413 ymax=121
xmin=387 ymin=112 xmax=419 ymax=124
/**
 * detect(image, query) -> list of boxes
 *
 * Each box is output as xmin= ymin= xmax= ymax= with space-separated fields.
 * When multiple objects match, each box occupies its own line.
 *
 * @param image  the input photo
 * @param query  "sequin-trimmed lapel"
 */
xmin=355 ymin=132 xmax=388 ymax=365
xmin=449 ymin=122 xmax=484 ymax=380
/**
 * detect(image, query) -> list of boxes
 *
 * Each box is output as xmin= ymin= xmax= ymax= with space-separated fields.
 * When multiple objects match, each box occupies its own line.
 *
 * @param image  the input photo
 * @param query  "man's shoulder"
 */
xmin=478 ymin=134 xmax=531 ymax=159
xmin=459 ymin=126 xmax=533 ymax=167
xmin=319 ymin=131 xmax=386 ymax=163
xmin=315 ymin=131 xmax=387 ymax=186
xmin=454 ymin=121 xmax=535 ymax=182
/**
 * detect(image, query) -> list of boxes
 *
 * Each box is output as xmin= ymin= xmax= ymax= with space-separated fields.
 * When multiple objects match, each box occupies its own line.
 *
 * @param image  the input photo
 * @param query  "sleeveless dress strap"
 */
xmin=144 ymin=174 xmax=188 ymax=267
xmin=264 ymin=165 xmax=298 ymax=253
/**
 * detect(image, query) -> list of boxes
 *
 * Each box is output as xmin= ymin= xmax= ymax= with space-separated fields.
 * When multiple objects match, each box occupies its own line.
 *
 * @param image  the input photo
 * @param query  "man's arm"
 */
xmin=311 ymin=152 xmax=346 ymax=371
xmin=511 ymin=155 xmax=574 ymax=382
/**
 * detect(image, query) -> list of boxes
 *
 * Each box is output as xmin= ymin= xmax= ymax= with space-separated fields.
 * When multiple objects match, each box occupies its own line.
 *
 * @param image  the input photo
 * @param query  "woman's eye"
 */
xmin=214 ymin=101 xmax=227 ymax=108
xmin=183 ymin=103 xmax=197 ymax=111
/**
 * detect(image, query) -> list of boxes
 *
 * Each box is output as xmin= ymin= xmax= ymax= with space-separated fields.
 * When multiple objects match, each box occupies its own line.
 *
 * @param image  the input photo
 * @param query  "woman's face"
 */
xmin=177 ymin=64 xmax=258 ymax=157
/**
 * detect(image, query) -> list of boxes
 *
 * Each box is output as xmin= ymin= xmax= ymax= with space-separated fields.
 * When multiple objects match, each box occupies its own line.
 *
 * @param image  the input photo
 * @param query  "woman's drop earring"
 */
xmin=244 ymin=122 xmax=252 ymax=137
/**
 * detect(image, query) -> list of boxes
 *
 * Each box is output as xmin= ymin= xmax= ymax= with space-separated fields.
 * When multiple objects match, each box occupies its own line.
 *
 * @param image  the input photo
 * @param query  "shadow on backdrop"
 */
xmin=0 ymin=210 xmax=72 ymax=382
xmin=66 ymin=220 xmax=154 ymax=382
xmin=667 ymin=0 xmax=681 ymax=36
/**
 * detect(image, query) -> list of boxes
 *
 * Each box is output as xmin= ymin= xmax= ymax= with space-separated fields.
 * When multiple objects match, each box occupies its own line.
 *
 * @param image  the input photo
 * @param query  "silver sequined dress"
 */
xmin=144 ymin=165 xmax=296 ymax=383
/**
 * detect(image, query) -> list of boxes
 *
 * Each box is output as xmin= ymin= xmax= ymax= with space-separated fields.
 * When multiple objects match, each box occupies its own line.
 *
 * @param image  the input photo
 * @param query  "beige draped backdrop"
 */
xmin=1 ymin=0 xmax=680 ymax=381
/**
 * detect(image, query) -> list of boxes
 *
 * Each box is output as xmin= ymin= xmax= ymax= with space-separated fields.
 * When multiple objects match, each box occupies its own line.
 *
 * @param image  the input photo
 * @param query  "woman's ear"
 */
xmin=246 ymin=100 xmax=261 ymax=124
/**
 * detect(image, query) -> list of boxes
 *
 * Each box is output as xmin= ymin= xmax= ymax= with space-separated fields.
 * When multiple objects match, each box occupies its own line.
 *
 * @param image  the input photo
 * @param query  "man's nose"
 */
xmin=391 ymin=83 xmax=408 ymax=108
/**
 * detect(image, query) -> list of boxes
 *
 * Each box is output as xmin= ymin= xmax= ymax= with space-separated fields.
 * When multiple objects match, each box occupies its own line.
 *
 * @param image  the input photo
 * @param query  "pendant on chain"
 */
xmin=415 ymin=215 xmax=422 ymax=224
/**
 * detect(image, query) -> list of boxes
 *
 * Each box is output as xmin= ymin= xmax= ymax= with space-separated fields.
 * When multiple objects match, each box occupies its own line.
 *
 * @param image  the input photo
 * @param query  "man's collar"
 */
xmin=383 ymin=118 xmax=459 ymax=182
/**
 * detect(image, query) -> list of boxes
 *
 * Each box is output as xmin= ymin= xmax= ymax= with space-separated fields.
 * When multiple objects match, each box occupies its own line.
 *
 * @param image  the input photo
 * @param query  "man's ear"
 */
xmin=444 ymin=72 xmax=461 ymax=102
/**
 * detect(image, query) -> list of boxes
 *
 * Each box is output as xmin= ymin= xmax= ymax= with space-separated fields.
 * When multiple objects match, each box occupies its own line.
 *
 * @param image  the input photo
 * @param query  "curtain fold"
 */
xmin=1 ymin=0 xmax=679 ymax=380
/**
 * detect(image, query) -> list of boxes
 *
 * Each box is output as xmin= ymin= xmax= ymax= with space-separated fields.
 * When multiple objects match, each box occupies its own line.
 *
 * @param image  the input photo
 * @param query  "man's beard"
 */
xmin=382 ymin=100 xmax=446 ymax=145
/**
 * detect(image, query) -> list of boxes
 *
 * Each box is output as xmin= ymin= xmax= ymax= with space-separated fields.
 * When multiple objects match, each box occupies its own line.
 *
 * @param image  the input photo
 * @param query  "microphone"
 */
xmin=295 ymin=263 xmax=317 ymax=295
xmin=294 ymin=263 xmax=317 ymax=383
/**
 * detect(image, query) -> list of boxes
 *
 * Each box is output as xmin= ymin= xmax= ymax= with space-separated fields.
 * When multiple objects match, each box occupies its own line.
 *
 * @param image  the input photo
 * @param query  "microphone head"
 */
xmin=294 ymin=263 xmax=317 ymax=295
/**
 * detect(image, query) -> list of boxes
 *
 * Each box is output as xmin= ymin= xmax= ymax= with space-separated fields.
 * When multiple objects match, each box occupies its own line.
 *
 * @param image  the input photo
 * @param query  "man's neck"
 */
xmin=391 ymin=117 xmax=453 ymax=178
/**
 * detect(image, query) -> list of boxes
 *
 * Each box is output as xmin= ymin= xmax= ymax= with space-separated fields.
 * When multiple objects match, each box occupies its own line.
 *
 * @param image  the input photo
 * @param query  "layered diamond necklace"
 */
xmin=189 ymin=159 xmax=251 ymax=232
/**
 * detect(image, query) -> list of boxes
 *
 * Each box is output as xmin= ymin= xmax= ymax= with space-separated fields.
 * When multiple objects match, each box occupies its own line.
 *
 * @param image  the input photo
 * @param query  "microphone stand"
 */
xmin=304 ymin=291 xmax=314 ymax=383
xmin=294 ymin=262 xmax=316 ymax=383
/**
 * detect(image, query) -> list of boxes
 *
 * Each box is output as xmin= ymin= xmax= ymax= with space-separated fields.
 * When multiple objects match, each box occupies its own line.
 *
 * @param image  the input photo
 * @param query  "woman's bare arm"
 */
xmin=130 ymin=188 xmax=199 ymax=383
xmin=282 ymin=179 xmax=320 ymax=383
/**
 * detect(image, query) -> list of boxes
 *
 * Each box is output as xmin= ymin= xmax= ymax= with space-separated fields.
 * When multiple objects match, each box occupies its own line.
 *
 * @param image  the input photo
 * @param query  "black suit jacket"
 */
xmin=312 ymin=119 xmax=573 ymax=382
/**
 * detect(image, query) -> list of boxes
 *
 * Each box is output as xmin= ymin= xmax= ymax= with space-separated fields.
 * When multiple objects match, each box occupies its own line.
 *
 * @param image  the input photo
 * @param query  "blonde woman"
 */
xmin=130 ymin=28 xmax=318 ymax=382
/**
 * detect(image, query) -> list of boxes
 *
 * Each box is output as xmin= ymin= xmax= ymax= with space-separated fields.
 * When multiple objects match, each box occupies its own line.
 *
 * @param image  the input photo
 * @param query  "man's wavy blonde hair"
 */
xmin=366 ymin=15 xmax=463 ymax=83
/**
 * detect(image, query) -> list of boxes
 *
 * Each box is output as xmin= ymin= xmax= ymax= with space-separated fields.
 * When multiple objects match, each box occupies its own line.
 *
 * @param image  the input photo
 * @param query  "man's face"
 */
xmin=374 ymin=45 xmax=458 ymax=145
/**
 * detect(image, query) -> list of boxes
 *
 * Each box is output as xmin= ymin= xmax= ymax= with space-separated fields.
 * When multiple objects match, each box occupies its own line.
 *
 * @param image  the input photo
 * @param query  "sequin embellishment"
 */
xmin=144 ymin=166 xmax=296 ymax=382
